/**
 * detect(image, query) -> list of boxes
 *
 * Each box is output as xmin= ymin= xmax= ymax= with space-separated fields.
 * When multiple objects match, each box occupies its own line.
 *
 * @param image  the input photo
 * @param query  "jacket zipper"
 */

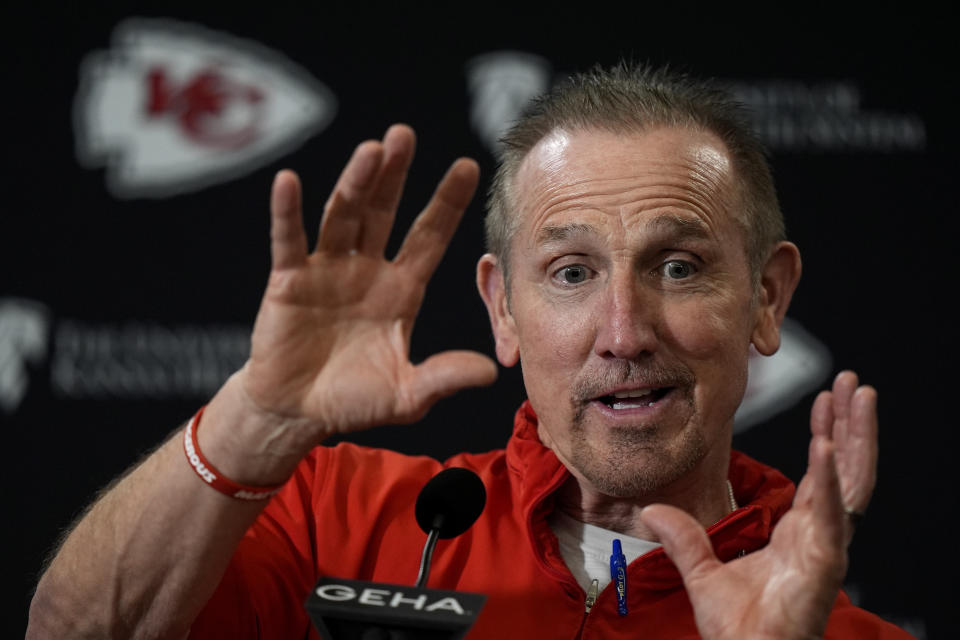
xmin=584 ymin=578 xmax=599 ymax=613
xmin=575 ymin=579 xmax=599 ymax=639
xmin=524 ymin=468 xmax=602 ymax=639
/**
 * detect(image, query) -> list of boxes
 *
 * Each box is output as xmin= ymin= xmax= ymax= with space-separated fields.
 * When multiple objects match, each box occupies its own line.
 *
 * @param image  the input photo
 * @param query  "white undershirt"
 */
xmin=548 ymin=509 xmax=661 ymax=593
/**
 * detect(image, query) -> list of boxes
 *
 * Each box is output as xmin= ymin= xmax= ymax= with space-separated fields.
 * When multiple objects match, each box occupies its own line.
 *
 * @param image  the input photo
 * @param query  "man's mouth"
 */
xmin=596 ymin=387 xmax=672 ymax=410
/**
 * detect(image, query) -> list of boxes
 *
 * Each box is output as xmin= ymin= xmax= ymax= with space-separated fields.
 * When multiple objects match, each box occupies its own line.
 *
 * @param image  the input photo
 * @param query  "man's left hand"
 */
xmin=641 ymin=370 xmax=877 ymax=640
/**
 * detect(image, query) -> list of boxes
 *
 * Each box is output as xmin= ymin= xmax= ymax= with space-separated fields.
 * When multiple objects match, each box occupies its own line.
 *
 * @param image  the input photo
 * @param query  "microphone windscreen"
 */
xmin=414 ymin=467 xmax=486 ymax=539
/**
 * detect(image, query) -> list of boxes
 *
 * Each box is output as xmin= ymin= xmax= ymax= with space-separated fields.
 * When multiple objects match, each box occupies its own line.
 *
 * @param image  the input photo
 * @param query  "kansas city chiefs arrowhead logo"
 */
xmin=74 ymin=18 xmax=337 ymax=198
xmin=735 ymin=318 xmax=833 ymax=432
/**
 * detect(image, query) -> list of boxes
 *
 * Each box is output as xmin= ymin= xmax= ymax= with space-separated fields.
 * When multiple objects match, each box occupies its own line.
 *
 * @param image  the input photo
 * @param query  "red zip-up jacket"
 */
xmin=191 ymin=402 xmax=912 ymax=638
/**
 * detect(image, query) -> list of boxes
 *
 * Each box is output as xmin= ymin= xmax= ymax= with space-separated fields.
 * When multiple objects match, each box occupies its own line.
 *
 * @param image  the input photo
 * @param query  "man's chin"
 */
xmin=568 ymin=427 xmax=707 ymax=498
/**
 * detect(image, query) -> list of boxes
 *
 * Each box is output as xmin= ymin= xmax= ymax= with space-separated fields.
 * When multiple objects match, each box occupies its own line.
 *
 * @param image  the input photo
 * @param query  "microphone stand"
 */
xmin=415 ymin=516 xmax=443 ymax=588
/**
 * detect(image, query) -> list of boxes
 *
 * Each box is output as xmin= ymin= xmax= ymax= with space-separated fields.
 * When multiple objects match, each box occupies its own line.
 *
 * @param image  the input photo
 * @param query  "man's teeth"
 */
xmin=608 ymin=389 xmax=658 ymax=409
xmin=613 ymin=390 xmax=654 ymax=399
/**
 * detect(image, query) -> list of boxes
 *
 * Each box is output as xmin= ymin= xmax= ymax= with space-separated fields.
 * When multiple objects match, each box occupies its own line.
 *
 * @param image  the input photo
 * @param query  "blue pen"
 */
xmin=610 ymin=539 xmax=627 ymax=616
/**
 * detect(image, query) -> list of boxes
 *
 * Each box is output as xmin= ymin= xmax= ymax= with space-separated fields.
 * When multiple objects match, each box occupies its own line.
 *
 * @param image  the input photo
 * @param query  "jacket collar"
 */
xmin=505 ymin=400 xmax=796 ymax=590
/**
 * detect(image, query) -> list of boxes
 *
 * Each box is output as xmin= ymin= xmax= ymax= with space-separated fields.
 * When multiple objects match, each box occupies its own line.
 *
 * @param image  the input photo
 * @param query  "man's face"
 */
xmin=493 ymin=126 xmax=763 ymax=498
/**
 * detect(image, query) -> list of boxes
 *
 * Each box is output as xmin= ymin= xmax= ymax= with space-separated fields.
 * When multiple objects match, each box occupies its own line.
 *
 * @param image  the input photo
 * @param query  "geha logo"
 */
xmin=74 ymin=18 xmax=337 ymax=199
xmin=315 ymin=584 xmax=467 ymax=615
xmin=0 ymin=298 xmax=50 ymax=414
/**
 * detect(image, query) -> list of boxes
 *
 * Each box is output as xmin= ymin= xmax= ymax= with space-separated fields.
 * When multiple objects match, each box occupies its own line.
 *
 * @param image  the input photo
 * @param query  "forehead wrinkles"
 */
xmin=518 ymin=160 xmax=733 ymax=246
xmin=685 ymin=148 xmax=736 ymax=216
xmin=537 ymin=213 xmax=710 ymax=249
xmin=508 ymin=128 xmax=741 ymax=260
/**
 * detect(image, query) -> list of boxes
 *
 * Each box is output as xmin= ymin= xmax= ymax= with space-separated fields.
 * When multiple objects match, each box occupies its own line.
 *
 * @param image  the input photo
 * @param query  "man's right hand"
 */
xmin=237 ymin=124 xmax=497 ymax=453
xmin=25 ymin=125 xmax=498 ymax=640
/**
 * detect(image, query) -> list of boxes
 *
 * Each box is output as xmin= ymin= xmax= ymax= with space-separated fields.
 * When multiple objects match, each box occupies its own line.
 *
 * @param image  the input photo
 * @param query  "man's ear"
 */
xmin=477 ymin=253 xmax=520 ymax=367
xmin=751 ymin=241 xmax=802 ymax=355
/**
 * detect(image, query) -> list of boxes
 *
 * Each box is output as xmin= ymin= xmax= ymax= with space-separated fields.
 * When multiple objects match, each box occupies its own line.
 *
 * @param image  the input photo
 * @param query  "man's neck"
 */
xmin=553 ymin=467 xmax=734 ymax=541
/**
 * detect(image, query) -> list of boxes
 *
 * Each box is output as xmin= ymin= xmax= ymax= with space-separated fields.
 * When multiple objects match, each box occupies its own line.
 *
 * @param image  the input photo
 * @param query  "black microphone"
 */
xmin=414 ymin=467 xmax=486 ymax=588
xmin=306 ymin=467 xmax=488 ymax=640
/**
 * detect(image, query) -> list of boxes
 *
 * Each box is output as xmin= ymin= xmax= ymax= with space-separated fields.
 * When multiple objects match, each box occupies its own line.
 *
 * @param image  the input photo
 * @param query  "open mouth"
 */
xmin=596 ymin=387 xmax=672 ymax=410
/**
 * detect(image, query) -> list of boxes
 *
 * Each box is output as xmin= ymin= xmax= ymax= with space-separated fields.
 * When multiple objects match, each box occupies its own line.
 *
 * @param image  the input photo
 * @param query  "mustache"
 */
xmin=571 ymin=359 xmax=696 ymax=405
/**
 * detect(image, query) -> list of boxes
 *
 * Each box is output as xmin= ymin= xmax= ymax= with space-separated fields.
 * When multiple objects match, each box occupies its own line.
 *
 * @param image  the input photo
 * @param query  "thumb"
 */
xmin=410 ymin=350 xmax=498 ymax=407
xmin=641 ymin=504 xmax=722 ymax=584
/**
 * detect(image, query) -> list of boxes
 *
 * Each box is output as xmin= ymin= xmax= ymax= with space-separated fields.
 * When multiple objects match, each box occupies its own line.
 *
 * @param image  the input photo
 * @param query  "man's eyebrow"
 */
xmin=534 ymin=216 xmax=711 ymax=246
xmin=535 ymin=223 xmax=599 ymax=245
xmin=646 ymin=214 xmax=711 ymax=240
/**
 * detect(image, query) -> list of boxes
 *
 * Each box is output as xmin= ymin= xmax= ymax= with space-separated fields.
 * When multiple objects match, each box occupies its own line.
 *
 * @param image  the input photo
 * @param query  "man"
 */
xmin=27 ymin=64 xmax=910 ymax=638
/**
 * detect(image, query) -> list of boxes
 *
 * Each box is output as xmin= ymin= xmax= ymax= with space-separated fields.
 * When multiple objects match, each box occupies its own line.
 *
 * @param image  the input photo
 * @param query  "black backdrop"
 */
xmin=4 ymin=6 xmax=954 ymax=638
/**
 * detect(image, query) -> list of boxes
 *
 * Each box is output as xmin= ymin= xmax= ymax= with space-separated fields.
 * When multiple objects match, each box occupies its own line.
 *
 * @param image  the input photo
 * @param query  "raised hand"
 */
xmin=241 ymin=124 xmax=498 ymax=442
xmin=641 ymin=371 xmax=878 ymax=640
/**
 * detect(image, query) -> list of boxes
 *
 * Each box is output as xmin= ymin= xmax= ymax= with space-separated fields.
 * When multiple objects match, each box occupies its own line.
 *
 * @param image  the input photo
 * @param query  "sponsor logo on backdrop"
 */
xmin=466 ymin=51 xmax=552 ymax=152
xmin=2 ymin=298 xmax=829 ymax=431
xmin=51 ymin=321 xmax=249 ymax=398
xmin=74 ymin=18 xmax=337 ymax=199
xmin=0 ymin=299 xmax=51 ymax=413
xmin=724 ymin=80 xmax=926 ymax=152
xmin=466 ymin=52 xmax=926 ymax=154
xmin=0 ymin=298 xmax=250 ymax=413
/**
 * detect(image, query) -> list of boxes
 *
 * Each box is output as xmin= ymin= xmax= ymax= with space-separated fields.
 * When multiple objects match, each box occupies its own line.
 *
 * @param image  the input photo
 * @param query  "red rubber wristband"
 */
xmin=183 ymin=406 xmax=285 ymax=500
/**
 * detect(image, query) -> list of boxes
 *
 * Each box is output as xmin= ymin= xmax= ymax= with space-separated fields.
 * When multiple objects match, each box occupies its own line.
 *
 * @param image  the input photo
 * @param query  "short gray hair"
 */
xmin=485 ymin=62 xmax=784 ymax=283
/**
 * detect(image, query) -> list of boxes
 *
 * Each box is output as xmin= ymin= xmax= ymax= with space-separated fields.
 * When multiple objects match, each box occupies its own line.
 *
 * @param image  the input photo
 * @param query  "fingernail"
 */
xmin=352 ymin=145 xmax=380 ymax=186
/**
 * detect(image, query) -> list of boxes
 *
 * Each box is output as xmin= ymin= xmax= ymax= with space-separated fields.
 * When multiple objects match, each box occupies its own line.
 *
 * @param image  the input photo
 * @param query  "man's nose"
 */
xmin=593 ymin=269 xmax=659 ymax=360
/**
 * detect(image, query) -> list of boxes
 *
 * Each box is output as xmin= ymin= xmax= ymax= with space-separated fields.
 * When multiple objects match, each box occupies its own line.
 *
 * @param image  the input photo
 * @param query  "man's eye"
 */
xmin=662 ymin=260 xmax=696 ymax=279
xmin=557 ymin=265 xmax=590 ymax=284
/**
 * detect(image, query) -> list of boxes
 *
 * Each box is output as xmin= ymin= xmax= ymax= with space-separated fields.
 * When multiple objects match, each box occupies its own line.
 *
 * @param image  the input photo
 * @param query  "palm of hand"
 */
xmin=241 ymin=125 xmax=496 ymax=441
xmin=681 ymin=498 xmax=845 ymax=640
xmin=249 ymin=251 xmax=429 ymax=431
xmin=642 ymin=372 xmax=876 ymax=640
